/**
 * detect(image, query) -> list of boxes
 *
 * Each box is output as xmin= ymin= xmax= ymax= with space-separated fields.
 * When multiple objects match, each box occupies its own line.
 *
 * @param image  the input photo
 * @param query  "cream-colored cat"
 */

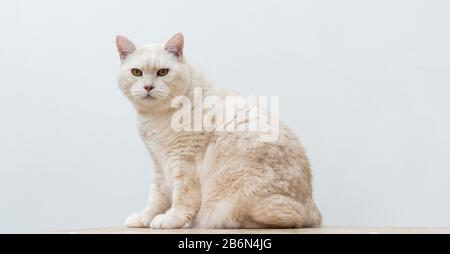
xmin=116 ymin=33 xmax=321 ymax=229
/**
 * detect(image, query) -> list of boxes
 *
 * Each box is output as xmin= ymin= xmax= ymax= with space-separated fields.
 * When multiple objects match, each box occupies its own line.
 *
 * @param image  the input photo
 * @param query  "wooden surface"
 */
xmin=55 ymin=227 xmax=450 ymax=234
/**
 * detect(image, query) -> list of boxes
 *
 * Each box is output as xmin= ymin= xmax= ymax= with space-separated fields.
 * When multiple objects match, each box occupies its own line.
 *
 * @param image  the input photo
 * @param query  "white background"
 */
xmin=1 ymin=0 xmax=449 ymax=233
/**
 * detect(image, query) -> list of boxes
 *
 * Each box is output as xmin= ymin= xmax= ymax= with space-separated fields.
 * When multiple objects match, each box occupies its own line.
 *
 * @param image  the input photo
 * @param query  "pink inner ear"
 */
xmin=116 ymin=35 xmax=136 ymax=60
xmin=165 ymin=33 xmax=184 ymax=57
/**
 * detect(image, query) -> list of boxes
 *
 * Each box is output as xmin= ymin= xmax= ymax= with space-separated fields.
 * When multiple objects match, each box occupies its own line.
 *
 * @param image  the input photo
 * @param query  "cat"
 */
xmin=116 ymin=33 xmax=322 ymax=229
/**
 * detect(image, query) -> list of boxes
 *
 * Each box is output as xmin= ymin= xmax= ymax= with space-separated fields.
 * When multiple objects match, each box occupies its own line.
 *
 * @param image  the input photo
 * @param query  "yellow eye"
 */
xmin=131 ymin=68 xmax=143 ymax=77
xmin=156 ymin=68 xmax=169 ymax=77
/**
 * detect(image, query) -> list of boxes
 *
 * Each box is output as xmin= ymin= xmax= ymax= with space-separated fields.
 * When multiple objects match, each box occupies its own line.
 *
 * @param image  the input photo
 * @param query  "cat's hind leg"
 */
xmin=245 ymin=194 xmax=322 ymax=228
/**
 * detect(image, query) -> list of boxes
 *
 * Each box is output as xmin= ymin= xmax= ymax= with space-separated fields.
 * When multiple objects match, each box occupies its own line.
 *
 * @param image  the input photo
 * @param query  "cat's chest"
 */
xmin=138 ymin=121 xmax=210 ymax=183
xmin=138 ymin=122 xmax=176 ymax=162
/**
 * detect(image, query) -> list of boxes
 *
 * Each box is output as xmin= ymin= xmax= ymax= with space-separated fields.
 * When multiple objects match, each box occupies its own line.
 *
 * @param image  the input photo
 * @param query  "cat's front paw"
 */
xmin=150 ymin=213 xmax=187 ymax=229
xmin=124 ymin=212 xmax=153 ymax=228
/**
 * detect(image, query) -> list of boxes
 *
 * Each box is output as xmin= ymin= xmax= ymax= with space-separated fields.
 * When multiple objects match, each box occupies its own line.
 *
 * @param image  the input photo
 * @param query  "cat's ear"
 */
xmin=116 ymin=35 xmax=136 ymax=61
xmin=164 ymin=33 xmax=184 ymax=58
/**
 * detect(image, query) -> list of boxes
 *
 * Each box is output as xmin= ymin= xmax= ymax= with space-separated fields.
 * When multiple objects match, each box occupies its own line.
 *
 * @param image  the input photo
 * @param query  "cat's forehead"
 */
xmin=125 ymin=43 xmax=174 ymax=69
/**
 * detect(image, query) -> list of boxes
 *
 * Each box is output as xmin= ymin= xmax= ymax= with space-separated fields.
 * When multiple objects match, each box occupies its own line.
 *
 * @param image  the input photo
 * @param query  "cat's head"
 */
xmin=116 ymin=33 xmax=190 ymax=114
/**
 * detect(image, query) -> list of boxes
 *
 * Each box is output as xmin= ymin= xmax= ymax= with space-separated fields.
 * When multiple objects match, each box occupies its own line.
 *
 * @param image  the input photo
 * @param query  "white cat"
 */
xmin=116 ymin=33 xmax=321 ymax=229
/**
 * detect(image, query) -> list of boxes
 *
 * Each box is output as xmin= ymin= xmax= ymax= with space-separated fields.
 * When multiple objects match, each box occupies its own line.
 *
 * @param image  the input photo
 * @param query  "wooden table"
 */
xmin=54 ymin=227 xmax=450 ymax=234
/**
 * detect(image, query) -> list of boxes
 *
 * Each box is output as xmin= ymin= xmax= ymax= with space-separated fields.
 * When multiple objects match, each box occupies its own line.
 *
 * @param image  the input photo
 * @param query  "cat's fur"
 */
xmin=116 ymin=33 xmax=322 ymax=229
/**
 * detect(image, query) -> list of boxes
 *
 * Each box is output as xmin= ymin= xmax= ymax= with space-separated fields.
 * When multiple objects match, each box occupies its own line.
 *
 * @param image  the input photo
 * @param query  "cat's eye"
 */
xmin=156 ymin=68 xmax=169 ymax=77
xmin=131 ymin=68 xmax=143 ymax=77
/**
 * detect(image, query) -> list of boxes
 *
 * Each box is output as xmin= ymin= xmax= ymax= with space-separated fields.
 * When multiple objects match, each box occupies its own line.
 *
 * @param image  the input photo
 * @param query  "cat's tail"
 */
xmin=246 ymin=194 xmax=322 ymax=228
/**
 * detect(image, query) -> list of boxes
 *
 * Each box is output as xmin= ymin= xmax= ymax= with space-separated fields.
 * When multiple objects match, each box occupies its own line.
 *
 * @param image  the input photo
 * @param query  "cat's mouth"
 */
xmin=143 ymin=94 xmax=154 ymax=100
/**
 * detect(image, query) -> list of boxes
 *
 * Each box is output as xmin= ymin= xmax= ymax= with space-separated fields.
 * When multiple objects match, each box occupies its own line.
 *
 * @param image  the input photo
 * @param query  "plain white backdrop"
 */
xmin=1 ymin=0 xmax=450 ymax=233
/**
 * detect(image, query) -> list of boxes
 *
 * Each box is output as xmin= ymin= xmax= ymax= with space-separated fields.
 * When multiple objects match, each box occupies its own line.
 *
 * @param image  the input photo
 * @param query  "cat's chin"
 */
xmin=134 ymin=94 xmax=157 ymax=102
xmin=142 ymin=95 xmax=154 ymax=100
xmin=132 ymin=95 xmax=171 ymax=112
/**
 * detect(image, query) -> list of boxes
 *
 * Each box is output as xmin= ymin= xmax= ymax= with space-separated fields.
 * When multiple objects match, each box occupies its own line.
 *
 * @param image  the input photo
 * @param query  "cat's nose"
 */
xmin=144 ymin=85 xmax=154 ymax=91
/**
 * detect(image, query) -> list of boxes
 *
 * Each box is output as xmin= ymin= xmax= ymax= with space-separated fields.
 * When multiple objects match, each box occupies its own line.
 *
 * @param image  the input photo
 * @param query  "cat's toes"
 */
xmin=124 ymin=212 xmax=152 ymax=228
xmin=150 ymin=213 xmax=186 ymax=229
